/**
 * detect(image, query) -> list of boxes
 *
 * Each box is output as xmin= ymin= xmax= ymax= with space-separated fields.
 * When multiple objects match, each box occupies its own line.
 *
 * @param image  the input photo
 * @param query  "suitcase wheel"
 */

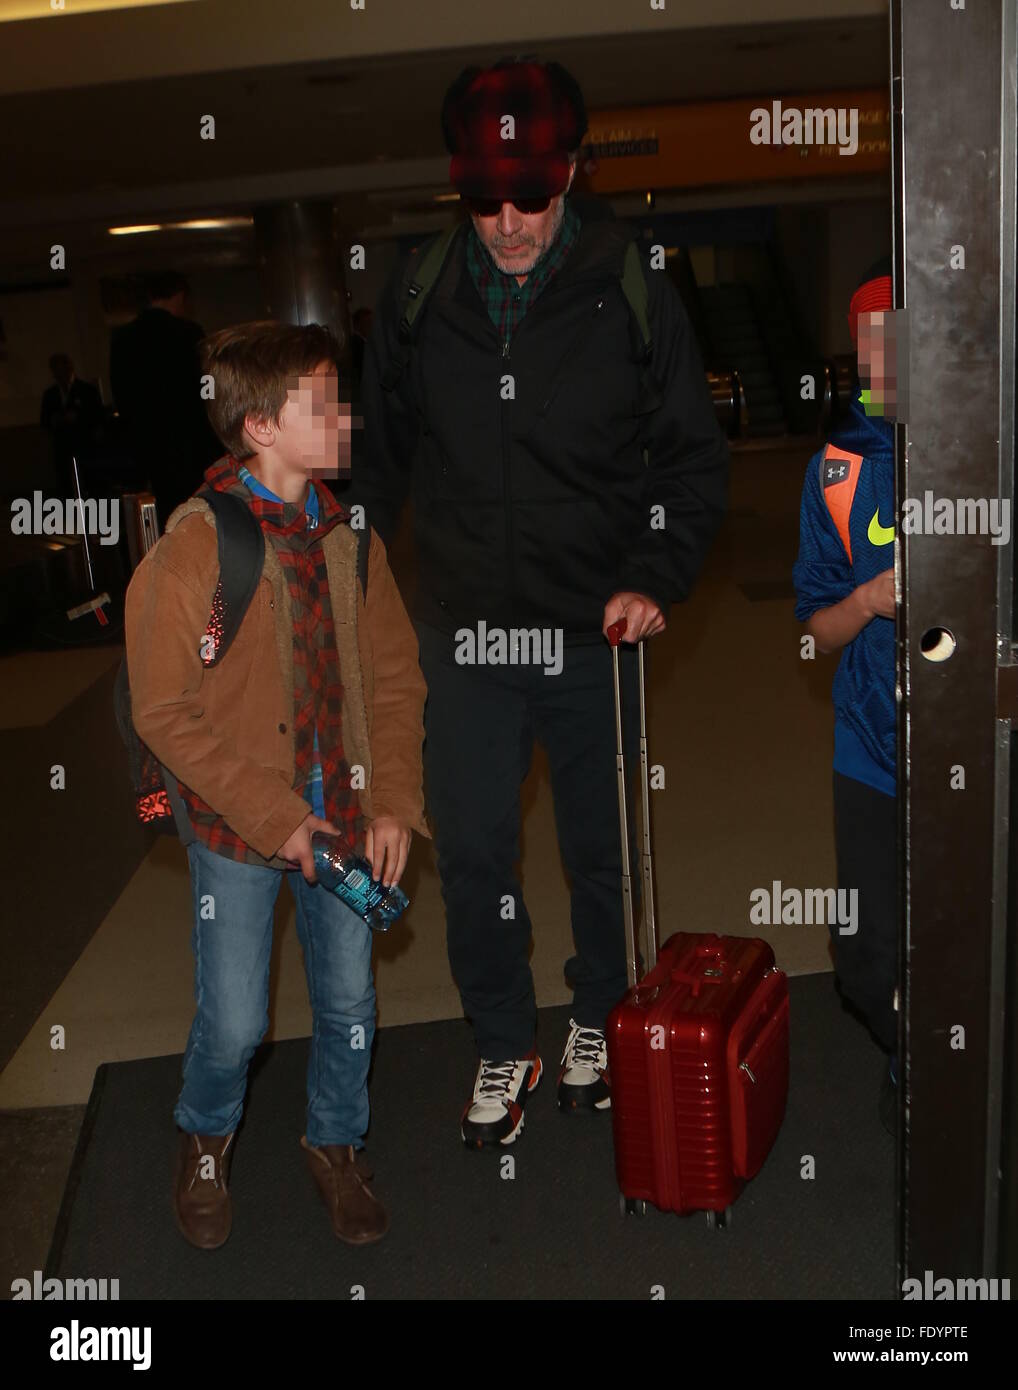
xmin=705 ymin=1206 xmax=733 ymax=1232
xmin=619 ymin=1194 xmax=648 ymax=1218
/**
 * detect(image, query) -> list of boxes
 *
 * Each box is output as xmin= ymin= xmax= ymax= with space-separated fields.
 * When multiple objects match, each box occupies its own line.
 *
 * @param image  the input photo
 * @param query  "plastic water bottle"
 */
xmin=310 ymin=830 xmax=409 ymax=932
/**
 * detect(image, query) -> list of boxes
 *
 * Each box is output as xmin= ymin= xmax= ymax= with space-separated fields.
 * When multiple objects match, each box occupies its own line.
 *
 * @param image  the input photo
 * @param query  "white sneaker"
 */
xmin=461 ymin=1049 xmax=542 ymax=1148
xmin=558 ymin=1019 xmax=611 ymax=1112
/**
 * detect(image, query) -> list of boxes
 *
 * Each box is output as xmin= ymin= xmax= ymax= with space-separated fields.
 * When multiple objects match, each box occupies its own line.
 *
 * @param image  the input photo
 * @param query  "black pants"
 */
xmin=832 ymin=770 xmax=899 ymax=1053
xmin=417 ymin=621 xmax=641 ymax=1060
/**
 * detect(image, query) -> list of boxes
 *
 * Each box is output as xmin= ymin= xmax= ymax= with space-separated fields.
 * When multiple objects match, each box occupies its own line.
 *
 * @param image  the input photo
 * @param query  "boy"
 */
xmin=124 ymin=321 xmax=429 ymax=1248
xmin=792 ymin=260 xmax=899 ymax=1133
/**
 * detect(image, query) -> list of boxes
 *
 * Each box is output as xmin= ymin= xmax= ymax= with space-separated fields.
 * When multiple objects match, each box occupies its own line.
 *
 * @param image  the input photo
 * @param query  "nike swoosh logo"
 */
xmin=868 ymin=509 xmax=895 ymax=546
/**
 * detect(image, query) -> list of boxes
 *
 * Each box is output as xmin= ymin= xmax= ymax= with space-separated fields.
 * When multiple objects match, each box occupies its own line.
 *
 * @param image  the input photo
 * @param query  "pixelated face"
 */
xmin=279 ymin=359 xmax=352 ymax=478
xmin=467 ymin=168 xmax=573 ymax=277
xmin=857 ymin=310 xmax=900 ymax=420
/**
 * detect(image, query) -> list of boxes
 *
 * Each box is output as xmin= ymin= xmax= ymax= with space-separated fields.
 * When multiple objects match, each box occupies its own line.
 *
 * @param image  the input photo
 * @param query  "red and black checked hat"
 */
xmin=442 ymin=59 xmax=587 ymax=200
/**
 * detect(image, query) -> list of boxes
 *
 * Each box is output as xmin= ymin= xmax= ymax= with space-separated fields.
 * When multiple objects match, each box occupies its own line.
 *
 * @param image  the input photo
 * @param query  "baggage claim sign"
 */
xmin=576 ymin=89 xmax=890 ymax=195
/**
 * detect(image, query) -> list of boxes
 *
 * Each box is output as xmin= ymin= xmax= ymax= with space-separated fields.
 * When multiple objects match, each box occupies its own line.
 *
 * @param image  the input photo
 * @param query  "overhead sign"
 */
xmin=578 ymin=88 xmax=890 ymax=194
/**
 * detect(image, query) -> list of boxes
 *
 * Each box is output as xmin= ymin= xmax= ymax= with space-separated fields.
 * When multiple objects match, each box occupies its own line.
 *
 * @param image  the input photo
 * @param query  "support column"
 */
xmin=253 ymin=199 xmax=352 ymax=382
xmin=892 ymin=0 xmax=1017 ymax=1283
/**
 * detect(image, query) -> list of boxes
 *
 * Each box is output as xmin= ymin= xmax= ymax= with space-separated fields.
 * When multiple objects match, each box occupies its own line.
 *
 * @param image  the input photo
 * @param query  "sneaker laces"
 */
xmin=475 ymin=1058 xmax=523 ymax=1104
xmin=562 ymin=1023 xmax=605 ymax=1071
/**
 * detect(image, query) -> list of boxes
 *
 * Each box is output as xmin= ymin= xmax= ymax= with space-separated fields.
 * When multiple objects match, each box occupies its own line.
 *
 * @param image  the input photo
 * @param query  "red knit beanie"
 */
xmin=848 ymin=256 xmax=893 ymax=344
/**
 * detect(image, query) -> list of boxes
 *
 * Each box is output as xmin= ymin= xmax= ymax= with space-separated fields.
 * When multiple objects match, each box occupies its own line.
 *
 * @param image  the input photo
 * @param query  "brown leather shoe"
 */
xmin=173 ymin=1129 xmax=234 ymax=1250
xmin=301 ymin=1136 xmax=389 ymax=1244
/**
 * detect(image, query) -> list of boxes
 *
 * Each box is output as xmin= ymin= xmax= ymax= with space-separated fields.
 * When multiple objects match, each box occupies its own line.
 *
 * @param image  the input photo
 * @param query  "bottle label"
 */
xmin=311 ymin=838 xmax=409 ymax=928
xmin=333 ymin=863 xmax=387 ymax=916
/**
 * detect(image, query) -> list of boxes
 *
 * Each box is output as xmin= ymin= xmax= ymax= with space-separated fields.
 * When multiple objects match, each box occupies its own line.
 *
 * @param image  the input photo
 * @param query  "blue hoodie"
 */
xmin=792 ymin=391 xmax=896 ymax=797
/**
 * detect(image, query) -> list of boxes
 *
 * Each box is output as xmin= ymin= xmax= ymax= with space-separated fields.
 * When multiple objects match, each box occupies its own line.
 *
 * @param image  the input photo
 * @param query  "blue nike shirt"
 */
xmin=792 ymin=391 xmax=897 ymax=797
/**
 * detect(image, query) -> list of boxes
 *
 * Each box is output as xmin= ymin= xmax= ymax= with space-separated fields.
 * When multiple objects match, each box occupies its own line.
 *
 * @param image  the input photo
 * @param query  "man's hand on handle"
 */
xmin=602 ymin=591 xmax=666 ymax=643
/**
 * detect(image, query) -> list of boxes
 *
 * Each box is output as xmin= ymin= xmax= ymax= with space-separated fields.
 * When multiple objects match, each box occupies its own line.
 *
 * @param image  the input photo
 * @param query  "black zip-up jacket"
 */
xmin=351 ymin=215 xmax=729 ymax=642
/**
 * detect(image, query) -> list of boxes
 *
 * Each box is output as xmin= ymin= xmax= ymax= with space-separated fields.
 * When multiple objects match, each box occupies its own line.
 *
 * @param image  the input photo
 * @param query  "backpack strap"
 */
xmin=620 ymin=240 xmax=653 ymax=363
xmin=380 ymin=224 xmax=464 ymax=392
xmin=162 ymin=487 xmax=263 ymax=841
xmin=197 ymin=487 xmax=265 ymax=664
xmin=355 ymin=526 xmax=369 ymax=600
xmin=820 ymin=443 xmax=865 ymax=564
xmin=618 ymin=239 xmax=660 ymax=463
xmin=158 ymin=762 xmax=196 ymax=845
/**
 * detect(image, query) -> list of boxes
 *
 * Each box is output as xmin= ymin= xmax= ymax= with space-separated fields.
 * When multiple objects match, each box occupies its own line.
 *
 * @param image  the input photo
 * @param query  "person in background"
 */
xmin=792 ymin=257 xmax=899 ymax=1135
xmin=110 ymin=270 xmax=222 ymax=526
xmin=39 ymin=352 xmax=104 ymax=494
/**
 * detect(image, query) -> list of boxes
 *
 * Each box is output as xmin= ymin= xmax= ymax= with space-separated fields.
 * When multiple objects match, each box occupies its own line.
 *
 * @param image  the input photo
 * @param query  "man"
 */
xmin=39 ymin=353 xmax=104 ymax=493
xmin=352 ymin=58 xmax=728 ymax=1148
xmin=792 ymin=258 xmax=899 ymax=1134
xmin=110 ymin=270 xmax=222 ymax=526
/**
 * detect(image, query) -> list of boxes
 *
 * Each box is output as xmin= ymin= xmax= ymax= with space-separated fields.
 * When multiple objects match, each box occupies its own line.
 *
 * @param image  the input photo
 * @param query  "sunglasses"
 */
xmin=465 ymin=194 xmax=553 ymax=216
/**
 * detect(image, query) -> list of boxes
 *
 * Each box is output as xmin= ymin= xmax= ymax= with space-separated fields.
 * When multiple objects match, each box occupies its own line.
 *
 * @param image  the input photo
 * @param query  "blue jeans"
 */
xmin=174 ymin=839 xmax=376 ymax=1147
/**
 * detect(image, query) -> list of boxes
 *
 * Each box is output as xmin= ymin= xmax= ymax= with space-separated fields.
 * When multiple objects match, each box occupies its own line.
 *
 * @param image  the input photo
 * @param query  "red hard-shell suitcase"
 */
xmin=603 ymin=620 xmax=790 ymax=1227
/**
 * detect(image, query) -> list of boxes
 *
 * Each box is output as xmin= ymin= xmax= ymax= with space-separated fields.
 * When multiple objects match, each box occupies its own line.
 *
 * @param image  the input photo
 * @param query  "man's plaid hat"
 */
xmin=442 ymin=58 xmax=587 ymax=200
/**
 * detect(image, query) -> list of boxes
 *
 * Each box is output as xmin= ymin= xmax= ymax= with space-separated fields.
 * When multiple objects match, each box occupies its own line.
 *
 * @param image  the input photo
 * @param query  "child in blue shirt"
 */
xmin=792 ymin=259 xmax=899 ymax=1131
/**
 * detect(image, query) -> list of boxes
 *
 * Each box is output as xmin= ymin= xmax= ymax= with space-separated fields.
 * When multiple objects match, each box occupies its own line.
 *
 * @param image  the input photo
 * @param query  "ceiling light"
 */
xmin=1 ymin=1 xmax=199 ymax=21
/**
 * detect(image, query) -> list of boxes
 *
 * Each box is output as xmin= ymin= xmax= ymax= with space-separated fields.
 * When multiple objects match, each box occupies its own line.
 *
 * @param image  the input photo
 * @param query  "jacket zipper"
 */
xmin=489 ymin=271 xmax=616 ymax=622
xmin=502 ymin=332 xmax=514 ymax=622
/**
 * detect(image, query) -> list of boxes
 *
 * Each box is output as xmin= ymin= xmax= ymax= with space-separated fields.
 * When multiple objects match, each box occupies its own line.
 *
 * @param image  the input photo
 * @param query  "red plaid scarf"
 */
xmin=179 ymin=457 xmax=364 ymax=865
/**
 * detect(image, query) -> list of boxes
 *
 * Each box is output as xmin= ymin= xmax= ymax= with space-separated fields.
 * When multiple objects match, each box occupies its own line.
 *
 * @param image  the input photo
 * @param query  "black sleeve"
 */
xmin=616 ymin=268 xmax=730 ymax=611
xmin=346 ymin=256 xmax=421 ymax=547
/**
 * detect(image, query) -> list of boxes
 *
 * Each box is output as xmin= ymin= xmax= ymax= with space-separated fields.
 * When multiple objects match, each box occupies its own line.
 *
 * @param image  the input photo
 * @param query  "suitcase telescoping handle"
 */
xmin=607 ymin=618 xmax=658 ymax=990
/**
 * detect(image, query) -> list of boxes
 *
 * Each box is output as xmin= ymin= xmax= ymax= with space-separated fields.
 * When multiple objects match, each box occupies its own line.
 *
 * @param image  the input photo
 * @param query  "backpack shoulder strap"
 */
xmin=819 ymin=443 xmax=865 ymax=564
xmin=380 ymin=224 xmax=463 ymax=391
xmin=196 ymin=488 xmax=265 ymax=663
xmin=158 ymin=763 xmax=195 ymax=845
xmin=617 ymin=239 xmax=661 ymax=447
xmin=401 ymin=223 xmax=462 ymax=335
xmin=355 ymin=525 xmax=369 ymax=600
xmin=620 ymin=240 xmax=652 ymax=363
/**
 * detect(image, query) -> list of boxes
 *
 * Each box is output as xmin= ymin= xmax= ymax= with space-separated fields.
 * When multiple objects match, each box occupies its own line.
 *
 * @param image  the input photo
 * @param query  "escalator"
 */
xmin=698 ymin=280 xmax=786 ymax=438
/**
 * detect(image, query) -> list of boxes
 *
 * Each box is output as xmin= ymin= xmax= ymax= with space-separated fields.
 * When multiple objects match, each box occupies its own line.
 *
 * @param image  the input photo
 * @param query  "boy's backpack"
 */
xmin=115 ymin=487 xmax=265 ymax=842
xmin=379 ymin=222 xmax=656 ymax=440
xmin=115 ymin=484 xmax=373 ymax=840
xmin=819 ymin=442 xmax=865 ymax=564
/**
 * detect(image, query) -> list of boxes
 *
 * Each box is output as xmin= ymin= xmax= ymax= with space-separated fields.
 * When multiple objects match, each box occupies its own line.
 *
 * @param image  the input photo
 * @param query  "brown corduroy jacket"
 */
xmin=124 ymin=495 xmax=430 ymax=867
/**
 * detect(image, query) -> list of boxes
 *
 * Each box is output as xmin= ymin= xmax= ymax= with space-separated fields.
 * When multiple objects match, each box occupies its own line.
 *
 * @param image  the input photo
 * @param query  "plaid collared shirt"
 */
xmin=178 ymin=457 xmax=364 ymax=866
xmin=465 ymin=199 xmax=580 ymax=348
